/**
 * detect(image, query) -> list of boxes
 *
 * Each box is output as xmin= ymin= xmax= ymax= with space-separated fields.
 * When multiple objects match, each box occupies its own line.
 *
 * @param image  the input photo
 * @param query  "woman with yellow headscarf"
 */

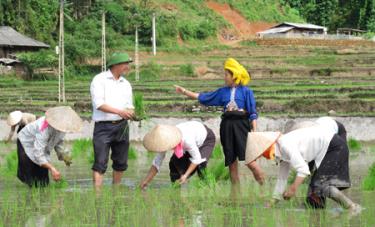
xmin=174 ymin=58 xmax=264 ymax=188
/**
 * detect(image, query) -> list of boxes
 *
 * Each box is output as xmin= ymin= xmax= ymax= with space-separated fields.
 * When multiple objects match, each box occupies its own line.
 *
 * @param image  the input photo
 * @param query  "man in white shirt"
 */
xmin=140 ymin=121 xmax=216 ymax=189
xmin=90 ymin=52 xmax=135 ymax=187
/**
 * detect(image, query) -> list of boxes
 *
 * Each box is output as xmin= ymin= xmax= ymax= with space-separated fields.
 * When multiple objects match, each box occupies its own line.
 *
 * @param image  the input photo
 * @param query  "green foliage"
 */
xmin=223 ymin=0 xmax=302 ymax=22
xmin=17 ymin=50 xmax=58 ymax=78
xmin=362 ymin=162 xmax=375 ymax=191
xmin=348 ymin=138 xmax=362 ymax=151
xmin=178 ymin=64 xmax=195 ymax=77
xmin=282 ymin=0 xmax=375 ymax=32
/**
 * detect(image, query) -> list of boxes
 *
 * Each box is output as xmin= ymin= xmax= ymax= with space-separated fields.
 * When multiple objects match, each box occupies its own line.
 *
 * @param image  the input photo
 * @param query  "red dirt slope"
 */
xmin=206 ymin=1 xmax=275 ymax=40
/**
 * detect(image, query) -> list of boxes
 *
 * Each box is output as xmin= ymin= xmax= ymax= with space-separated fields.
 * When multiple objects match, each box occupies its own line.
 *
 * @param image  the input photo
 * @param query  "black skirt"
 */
xmin=169 ymin=126 xmax=216 ymax=182
xmin=220 ymin=111 xmax=251 ymax=166
xmin=309 ymin=134 xmax=351 ymax=191
xmin=17 ymin=139 xmax=49 ymax=187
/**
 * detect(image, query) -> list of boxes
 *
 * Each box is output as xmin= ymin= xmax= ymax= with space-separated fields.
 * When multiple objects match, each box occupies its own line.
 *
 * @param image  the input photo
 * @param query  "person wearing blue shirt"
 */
xmin=174 ymin=58 xmax=264 ymax=188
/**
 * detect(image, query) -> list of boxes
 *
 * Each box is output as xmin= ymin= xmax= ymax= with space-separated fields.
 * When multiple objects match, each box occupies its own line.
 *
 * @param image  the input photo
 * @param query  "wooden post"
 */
xmin=58 ymin=0 xmax=65 ymax=103
xmin=135 ymin=26 xmax=139 ymax=81
xmin=152 ymin=13 xmax=156 ymax=56
xmin=101 ymin=11 xmax=106 ymax=72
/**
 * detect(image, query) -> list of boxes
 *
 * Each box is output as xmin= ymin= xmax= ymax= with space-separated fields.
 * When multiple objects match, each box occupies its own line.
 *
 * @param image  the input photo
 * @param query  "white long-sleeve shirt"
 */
xmin=90 ymin=70 xmax=134 ymax=122
xmin=272 ymin=126 xmax=335 ymax=200
xmin=315 ymin=116 xmax=339 ymax=135
xmin=18 ymin=117 xmax=67 ymax=166
xmin=152 ymin=121 xmax=208 ymax=171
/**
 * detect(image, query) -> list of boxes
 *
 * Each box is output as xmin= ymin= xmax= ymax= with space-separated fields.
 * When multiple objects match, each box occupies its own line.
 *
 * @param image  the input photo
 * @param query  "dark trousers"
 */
xmin=17 ymin=139 xmax=49 ymax=187
xmin=169 ymin=126 xmax=216 ymax=182
xmin=92 ymin=120 xmax=130 ymax=174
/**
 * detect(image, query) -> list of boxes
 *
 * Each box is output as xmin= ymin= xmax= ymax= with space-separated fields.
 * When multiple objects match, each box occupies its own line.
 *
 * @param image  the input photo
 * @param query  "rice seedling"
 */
xmin=362 ymin=162 xmax=375 ymax=191
xmin=128 ymin=146 xmax=138 ymax=160
xmin=211 ymin=144 xmax=224 ymax=159
xmin=348 ymin=138 xmax=362 ymax=151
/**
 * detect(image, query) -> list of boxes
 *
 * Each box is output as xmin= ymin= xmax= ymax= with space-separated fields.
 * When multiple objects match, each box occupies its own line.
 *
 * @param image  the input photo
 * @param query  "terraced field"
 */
xmin=1 ymin=44 xmax=374 ymax=119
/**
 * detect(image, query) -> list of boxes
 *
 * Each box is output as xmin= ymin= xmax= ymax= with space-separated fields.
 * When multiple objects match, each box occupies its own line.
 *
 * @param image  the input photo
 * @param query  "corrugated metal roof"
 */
xmin=0 ymin=58 xmax=20 ymax=64
xmin=257 ymin=26 xmax=294 ymax=35
xmin=0 ymin=26 xmax=49 ymax=48
xmin=275 ymin=22 xmax=327 ymax=31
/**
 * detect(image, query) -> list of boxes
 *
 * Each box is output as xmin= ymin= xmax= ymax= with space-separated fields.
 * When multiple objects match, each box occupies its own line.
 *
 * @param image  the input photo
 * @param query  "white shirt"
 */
xmin=152 ymin=121 xmax=208 ymax=171
xmin=315 ymin=116 xmax=338 ymax=135
xmin=272 ymin=126 xmax=335 ymax=200
xmin=90 ymin=70 xmax=134 ymax=122
xmin=18 ymin=117 xmax=67 ymax=166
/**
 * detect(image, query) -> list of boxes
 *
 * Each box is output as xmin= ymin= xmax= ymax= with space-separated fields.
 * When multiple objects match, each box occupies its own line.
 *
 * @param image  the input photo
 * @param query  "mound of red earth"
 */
xmin=206 ymin=1 xmax=275 ymax=41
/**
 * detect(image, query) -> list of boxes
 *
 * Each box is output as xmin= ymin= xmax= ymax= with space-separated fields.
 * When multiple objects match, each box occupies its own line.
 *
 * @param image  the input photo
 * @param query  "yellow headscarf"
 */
xmin=224 ymin=58 xmax=251 ymax=85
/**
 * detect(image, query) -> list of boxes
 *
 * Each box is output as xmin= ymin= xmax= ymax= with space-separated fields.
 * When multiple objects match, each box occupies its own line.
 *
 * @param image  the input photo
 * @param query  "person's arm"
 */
xmin=174 ymin=85 xmax=199 ymax=99
xmin=140 ymin=152 xmax=166 ymax=189
xmin=283 ymin=176 xmax=305 ymax=200
xmin=90 ymin=77 xmax=134 ymax=119
xmin=6 ymin=125 xmax=16 ymax=143
xmin=272 ymin=161 xmax=291 ymax=201
xmin=247 ymin=160 xmax=265 ymax=185
xmin=251 ymin=120 xmax=257 ymax=132
xmin=98 ymin=104 xmax=134 ymax=120
xmin=140 ymin=165 xmax=158 ymax=190
xmin=41 ymin=162 xmax=61 ymax=181
xmin=179 ymin=163 xmax=198 ymax=184
xmin=54 ymin=137 xmax=72 ymax=166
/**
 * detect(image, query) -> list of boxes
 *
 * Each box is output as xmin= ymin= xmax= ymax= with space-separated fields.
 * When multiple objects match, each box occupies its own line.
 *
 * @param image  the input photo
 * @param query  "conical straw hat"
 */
xmin=45 ymin=106 xmax=83 ymax=133
xmin=245 ymin=132 xmax=281 ymax=164
xmin=7 ymin=111 xmax=22 ymax=126
xmin=143 ymin=124 xmax=182 ymax=152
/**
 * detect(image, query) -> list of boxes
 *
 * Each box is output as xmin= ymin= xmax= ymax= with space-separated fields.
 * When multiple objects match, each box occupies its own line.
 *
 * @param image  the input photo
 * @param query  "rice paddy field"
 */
xmin=0 ymin=140 xmax=375 ymax=226
xmin=1 ymin=44 xmax=375 ymax=226
xmin=0 ymin=45 xmax=375 ymax=118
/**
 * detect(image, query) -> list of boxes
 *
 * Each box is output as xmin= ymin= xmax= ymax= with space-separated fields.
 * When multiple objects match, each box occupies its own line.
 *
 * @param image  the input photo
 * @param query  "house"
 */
xmin=0 ymin=26 xmax=49 ymax=58
xmin=257 ymin=22 xmax=327 ymax=38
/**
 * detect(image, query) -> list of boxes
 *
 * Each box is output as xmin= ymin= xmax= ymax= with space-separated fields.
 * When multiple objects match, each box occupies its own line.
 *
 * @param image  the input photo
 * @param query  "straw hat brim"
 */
xmin=143 ymin=124 xmax=182 ymax=152
xmin=245 ymin=132 xmax=281 ymax=164
xmin=45 ymin=106 xmax=83 ymax=133
xmin=7 ymin=111 xmax=22 ymax=126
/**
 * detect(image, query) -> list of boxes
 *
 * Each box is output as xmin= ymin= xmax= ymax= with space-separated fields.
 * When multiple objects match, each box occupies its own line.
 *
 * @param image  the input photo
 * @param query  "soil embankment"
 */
xmin=2 ymin=117 xmax=375 ymax=141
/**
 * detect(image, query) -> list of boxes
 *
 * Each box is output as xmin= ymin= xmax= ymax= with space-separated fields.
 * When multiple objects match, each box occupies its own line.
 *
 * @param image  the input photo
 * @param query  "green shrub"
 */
xmin=179 ymin=64 xmax=195 ymax=77
xmin=362 ymin=162 xmax=375 ymax=191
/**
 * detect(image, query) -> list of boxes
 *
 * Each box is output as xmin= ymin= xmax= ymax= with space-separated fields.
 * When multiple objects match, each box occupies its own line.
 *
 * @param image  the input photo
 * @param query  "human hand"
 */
xmin=174 ymin=85 xmax=186 ymax=95
xmin=62 ymin=154 xmax=73 ymax=166
xmin=264 ymin=198 xmax=279 ymax=208
xmin=51 ymin=168 xmax=61 ymax=181
xmin=118 ymin=109 xmax=134 ymax=120
xmin=283 ymin=186 xmax=297 ymax=200
xmin=140 ymin=180 xmax=148 ymax=190
xmin=178 ymin=174 xmax=188 ymax=185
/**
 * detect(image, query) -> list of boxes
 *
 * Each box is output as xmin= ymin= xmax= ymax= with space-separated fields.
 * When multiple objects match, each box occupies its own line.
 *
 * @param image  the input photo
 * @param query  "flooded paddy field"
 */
xmin=1 ymin=141 xmax=374 ymax=226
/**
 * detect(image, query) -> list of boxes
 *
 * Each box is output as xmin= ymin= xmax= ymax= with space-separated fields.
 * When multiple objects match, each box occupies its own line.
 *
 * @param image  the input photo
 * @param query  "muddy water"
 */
xmin=1 ymin=142 xmax=374 ymax=226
